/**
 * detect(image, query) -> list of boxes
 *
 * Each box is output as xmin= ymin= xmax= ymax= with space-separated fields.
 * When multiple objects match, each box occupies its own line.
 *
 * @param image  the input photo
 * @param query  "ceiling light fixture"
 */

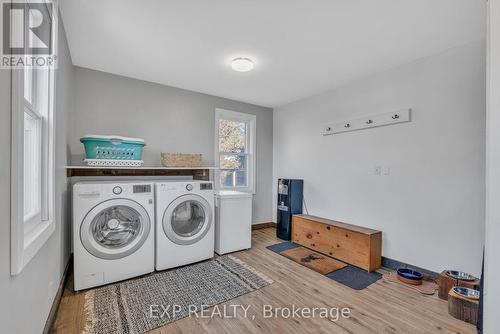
xmin=231 ymin=57 xmax=254 ymax=72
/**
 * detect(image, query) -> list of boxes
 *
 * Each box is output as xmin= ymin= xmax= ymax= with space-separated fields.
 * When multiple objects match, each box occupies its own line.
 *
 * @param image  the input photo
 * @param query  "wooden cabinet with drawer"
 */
xmin=292 ymin=214 xmax=382 ymax=272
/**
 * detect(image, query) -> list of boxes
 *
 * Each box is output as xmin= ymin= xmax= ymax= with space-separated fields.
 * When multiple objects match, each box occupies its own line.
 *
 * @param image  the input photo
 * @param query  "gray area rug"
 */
xmin=83 ymin=255 xmax=273 ymax=334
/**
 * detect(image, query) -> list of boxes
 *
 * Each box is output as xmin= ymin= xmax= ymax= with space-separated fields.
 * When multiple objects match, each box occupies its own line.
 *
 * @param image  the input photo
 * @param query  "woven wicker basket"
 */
xmin=161 ymin=153 xmax=202 ymax=167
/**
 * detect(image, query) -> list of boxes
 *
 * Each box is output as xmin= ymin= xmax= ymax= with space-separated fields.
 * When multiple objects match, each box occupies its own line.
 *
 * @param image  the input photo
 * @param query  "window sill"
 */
xmin=12 ymin=219 xmax=55 ymax=275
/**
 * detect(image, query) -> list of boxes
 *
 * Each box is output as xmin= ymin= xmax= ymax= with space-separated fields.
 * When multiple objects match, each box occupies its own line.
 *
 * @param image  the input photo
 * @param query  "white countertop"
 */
xmin=216 ymin=190 xmax=253 ymax=198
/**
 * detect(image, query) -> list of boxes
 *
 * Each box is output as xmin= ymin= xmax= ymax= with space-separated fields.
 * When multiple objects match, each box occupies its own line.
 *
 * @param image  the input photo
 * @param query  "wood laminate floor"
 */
xmin=52 ymin=228 xmax=475 ymax=333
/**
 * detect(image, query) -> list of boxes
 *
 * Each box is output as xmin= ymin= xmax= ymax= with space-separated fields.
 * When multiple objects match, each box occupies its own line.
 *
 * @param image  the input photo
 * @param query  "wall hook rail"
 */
xmin=322 ymin=108 xmax=412 ymax=136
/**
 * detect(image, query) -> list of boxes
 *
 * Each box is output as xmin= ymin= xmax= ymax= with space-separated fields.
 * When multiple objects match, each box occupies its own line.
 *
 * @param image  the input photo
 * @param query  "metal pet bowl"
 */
xmin=446 ymin=270 xmax=476 ymax=281
xmin=452 ymin=287 xmax=480 ymax=300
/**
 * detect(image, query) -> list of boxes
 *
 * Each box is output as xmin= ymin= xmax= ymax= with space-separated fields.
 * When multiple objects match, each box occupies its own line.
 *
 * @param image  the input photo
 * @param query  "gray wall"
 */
xmin=274 ymin=41 xmax=486 ymax=276
xmin=0 ymin=14 xmax=74 ymax=334
xmin=70 ymin=68 xmax=274 ymax=224
xmin=485 ymin=1 xmax=500 ymax=331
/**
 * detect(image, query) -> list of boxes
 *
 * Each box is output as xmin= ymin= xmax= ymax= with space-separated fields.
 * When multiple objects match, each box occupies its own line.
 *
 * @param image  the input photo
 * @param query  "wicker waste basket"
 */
xmin=161 ymin=153 xmax=202 ymax=167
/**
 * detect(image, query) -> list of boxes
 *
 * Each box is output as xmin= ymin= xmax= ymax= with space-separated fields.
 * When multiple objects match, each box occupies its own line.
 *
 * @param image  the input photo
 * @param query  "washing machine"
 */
xmin=155 ymin=181 xmax=214 ymax=270
xmin=73 ymin=181 xmax=155 ymax=291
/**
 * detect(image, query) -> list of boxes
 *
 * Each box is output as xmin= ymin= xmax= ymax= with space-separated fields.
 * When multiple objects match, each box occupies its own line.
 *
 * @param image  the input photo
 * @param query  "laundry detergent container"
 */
xmin=80 ymin=135 xmax=145 ymax=160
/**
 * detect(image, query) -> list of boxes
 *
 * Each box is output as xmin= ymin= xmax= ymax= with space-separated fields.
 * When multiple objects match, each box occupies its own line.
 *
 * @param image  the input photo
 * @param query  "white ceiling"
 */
xmin=60 ymin=0 xmax=485 ymax=107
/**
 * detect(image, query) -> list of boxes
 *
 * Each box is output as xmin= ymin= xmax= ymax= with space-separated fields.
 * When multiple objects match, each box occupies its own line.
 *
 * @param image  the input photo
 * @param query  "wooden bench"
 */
xmin=291 ymin=214 xmax=382 ymax=272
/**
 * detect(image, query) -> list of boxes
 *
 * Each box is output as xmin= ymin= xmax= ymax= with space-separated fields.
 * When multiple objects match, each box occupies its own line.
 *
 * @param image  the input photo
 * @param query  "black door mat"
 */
xmin=266 ymin=241 xmax=301 ymax=253
xmin=325 ymin=266 xmax=382 ymax=290
xmin=266 ymin=242 xmax=382 ymax=290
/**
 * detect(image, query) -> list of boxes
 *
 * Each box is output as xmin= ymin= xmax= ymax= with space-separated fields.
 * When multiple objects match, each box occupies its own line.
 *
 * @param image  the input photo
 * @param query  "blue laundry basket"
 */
xmin=80 ymin=135 xmax=145 ymax=160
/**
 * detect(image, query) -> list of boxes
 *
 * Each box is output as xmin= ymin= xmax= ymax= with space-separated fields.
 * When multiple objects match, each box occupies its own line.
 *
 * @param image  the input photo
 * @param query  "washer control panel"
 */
xmin=186 ymin=184 xmax=194 ymax=191
xmin=112 ymin=186 xmax=123 ymax=195
xmin=133 ymin=184 xmax=152 ymax=193
xmin=75 ymin=183 xmax=154 ymax=199
xmin=200 ymin=182 xmax=213 ymax=190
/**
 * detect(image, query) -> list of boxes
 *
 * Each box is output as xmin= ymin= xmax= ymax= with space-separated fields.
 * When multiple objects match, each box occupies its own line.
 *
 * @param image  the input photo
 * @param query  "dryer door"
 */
xmin=80 ymin=198 xmax=151 ymax=260
xmin=163 ymin=194 xmax=212 ymax=245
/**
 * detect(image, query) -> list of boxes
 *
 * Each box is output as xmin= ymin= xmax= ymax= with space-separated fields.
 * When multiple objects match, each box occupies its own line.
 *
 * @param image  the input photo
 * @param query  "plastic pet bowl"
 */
xmin=397 ymin=268 xmax=423 ymax=286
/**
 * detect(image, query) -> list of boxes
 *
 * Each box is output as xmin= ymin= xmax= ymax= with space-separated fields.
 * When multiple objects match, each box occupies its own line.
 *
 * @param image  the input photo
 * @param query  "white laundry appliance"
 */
xmin=155 ymin=181 xmax=215 ymax=270
xmin=214 ymin=191 xmax=253 ymax=255
xmin=73 ymin=181 xmax=155 ymax=291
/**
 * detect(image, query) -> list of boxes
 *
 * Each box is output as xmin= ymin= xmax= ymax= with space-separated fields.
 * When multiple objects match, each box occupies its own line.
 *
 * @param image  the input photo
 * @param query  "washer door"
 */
xmin=163 ymin=194 xmax=212 ymax=245
xmin=80 ymin=198 xmax=151 ymax=260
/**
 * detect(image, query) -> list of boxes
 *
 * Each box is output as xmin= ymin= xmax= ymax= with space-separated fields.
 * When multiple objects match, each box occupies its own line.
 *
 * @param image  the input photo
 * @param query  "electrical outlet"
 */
xmin=374 ymin=166 xmax=381 ymax=175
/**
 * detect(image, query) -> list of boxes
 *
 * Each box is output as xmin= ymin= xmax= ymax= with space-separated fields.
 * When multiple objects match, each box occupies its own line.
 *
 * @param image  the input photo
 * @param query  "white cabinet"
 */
xmin=214 ymin=191 xmax=253 ymax=255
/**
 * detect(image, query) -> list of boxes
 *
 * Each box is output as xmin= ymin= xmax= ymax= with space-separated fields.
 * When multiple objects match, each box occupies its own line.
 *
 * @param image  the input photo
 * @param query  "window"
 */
xmin=215 ymin=109 xmax=256 ymax=193
xmin=10 ymin=7 xmax=56 ymax=275
xmin=23 ymin=68 xmax=50 ymax=234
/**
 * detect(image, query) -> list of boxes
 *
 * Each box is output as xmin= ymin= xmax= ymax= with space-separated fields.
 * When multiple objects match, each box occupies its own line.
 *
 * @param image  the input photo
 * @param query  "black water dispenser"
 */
xmin=276 ymin=179 xmax=303 ymax=240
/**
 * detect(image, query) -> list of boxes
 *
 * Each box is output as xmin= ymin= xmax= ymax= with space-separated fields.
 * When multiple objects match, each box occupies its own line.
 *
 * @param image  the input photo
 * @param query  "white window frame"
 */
xmin=10 ymin=2 xmax=57 ymax=275
xmin=215 ymin=108 xmax=256 ymax=193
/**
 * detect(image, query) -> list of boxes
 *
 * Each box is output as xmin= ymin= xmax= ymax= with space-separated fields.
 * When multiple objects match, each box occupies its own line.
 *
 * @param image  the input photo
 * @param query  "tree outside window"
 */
xmin=215 ymin=109 xmax=256 ymax=192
